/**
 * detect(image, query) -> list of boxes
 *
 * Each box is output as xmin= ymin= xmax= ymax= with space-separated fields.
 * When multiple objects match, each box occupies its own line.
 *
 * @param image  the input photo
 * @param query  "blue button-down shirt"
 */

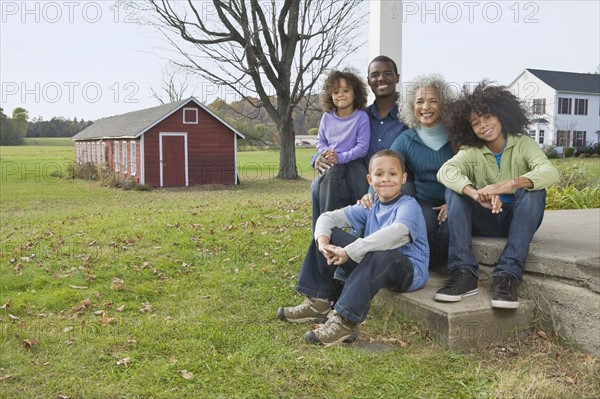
xmin=365 ymin=102 xmax=408 ymax=161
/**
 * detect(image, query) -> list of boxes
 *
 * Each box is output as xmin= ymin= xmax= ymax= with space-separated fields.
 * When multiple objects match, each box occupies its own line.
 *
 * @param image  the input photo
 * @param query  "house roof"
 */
xmin=72 ymin=97 xmax=245 ymax=140
xmin=525 ymin=69 xmax=600 ymax=94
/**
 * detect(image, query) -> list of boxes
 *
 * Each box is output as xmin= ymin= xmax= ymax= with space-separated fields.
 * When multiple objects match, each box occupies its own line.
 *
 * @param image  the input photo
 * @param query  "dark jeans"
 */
xmin=296 ymin=228 xmax=414 ymax=324
xmin=310 ymin=159 xmax=369 ymax=230
xmin=417 ymin=198 xmax=449 ymax=270
xmin=446 ymin=188 xmax=546 ymax=281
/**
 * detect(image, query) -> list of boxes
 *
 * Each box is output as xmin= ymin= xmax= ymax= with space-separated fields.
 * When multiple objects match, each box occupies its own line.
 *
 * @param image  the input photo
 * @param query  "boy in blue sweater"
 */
xmin=278 ymin=150 xmax=429 ymax=346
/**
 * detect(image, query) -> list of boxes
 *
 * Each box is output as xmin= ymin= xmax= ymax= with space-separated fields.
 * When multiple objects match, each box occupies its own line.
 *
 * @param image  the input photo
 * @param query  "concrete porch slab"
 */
xmin=375 ymin=273 xmax=535 ymax=351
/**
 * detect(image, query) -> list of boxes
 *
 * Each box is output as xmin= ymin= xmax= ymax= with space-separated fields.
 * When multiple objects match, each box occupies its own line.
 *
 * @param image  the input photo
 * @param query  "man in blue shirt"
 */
xmin=311 ymin=55 xmax=408 ymax=228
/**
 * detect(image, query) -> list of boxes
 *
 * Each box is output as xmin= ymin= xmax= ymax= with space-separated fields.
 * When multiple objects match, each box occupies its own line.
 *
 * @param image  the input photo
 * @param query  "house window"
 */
xmin=557 ymin=130 xmax=570 ymax=146
xmin=114 ymin=141 xmax=120 ymax=172
xmin=532 ymin=98 xmax=546 ymax=114
xmin=122 ymin=141 xmax=128 ymax=173
xmin=573 ymin=131 xmax=586 ymax=146
xmin=558 ymin=97 xmax=572 ymax=114
xmin=538 ymin=130 xmax=544 ymax=145
xmin=528 ymin=130 xmax=536 ymax=139
xmin=574 ymin=99 xmax=588 ymax=115
xmin=183 ymin=108 xmax=198 ymax=124
xmin=130 ymin=141 xmax=137 ymax=175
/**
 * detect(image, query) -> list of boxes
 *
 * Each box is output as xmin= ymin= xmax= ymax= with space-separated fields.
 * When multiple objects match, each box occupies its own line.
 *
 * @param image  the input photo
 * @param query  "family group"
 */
xmin=278 ymin=55 xmax=559 ymax=346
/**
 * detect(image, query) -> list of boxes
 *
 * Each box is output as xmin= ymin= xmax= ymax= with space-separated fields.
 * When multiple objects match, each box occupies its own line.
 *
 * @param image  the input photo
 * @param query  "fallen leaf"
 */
xmin=111 ymin=277 xmax=125 ymax=292
xmin=139 ymin=303 xmax=154 ymax=313
xmin=116 ymin=305 xmax=126 ymax=312
xmin=178 ymin=369 xmax=194 ymax=380
xmin=63 ymin=327 xmax=74 ymax=333
xmin=8 ymin=314 xmax=20 ymax=321
xmin=0 ymin=298 xmax=11 ymax=309
xmin=537 ymin=330 xmax=548 ymax=339
xmin=99 ymin=312 xmax=116 ymax=325
xmin=116 ymin=357 xmax=131 ymax=367
xmin=57 ymin=395 xmax=71 ymax=399
xmin=68 ymin=285 xmax=88 ymax=290
xmin=23 ymin=339 xmax=38 ymax=347
xmin=71 ymin=298 xmax=92 ymax=313
xmin=0 ymin=375 xmax=12 ymax=382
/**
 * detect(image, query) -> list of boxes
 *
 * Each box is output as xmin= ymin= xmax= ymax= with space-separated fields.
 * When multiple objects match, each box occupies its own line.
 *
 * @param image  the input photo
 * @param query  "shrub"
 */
xmin=67 ymin=162 xmax=151 ymax=191
xmin=546 ymin=160 xmax=600 ymax=209
xmin=308 ymin=127 xmax=318 ymax=136
xmin=564 ymin=147 xmax=575 ymax=158
xmin=543 ymin=145 xmax=559 ymax=159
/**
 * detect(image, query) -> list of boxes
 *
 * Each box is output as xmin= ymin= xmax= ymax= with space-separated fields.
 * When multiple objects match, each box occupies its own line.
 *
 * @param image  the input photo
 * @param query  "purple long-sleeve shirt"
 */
xmin=316 ymin=109 xmax=370 ymax=164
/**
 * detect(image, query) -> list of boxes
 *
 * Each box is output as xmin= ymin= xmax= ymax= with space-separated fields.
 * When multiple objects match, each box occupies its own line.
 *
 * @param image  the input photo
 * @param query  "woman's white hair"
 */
xmin=399 ymin=74 xmax=457 ymax=129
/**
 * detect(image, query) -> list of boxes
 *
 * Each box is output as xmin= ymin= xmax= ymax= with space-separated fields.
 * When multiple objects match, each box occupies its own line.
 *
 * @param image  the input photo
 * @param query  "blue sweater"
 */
xmin=390 ymin=127 xmax=453 ymax=203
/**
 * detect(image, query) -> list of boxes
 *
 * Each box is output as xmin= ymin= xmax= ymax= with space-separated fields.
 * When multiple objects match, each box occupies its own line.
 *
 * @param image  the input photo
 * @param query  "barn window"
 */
xmin=122 ymin=141 xmax=128 ymax=173
xmin=183 ymin=108 xmax=198 ymax=124
xmin=130 ymin=141 xmax=137 ymax=175
xmin=114 ymin=141 xmax=120 ymax=172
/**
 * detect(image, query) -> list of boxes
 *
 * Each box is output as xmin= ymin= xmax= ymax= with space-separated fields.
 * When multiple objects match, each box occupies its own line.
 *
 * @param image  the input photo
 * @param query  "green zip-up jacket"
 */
xmin=437 ymin=134 xmax=559 ymax=194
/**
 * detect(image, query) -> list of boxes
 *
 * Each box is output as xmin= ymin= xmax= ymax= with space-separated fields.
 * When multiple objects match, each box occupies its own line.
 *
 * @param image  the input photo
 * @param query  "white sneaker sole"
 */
xmin=491 ymin=299 xmax=520 ymax=309
xmin=434 ymin=288 xmax=479 ymax=302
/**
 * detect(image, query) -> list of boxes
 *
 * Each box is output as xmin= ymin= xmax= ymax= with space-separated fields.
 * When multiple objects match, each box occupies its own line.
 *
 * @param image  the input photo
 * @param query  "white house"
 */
xmin=510 ymin=69 xmax=600 ymax=149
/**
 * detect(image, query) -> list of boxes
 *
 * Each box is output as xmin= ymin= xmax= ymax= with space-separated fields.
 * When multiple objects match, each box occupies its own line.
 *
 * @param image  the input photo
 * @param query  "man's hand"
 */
xmin=357 ymin=193 xmax=375 ymax=209
xmin=433 ymin=204 xmax=448 ymax=224
xmin=315 ymin=152 xmax=335 ymax=175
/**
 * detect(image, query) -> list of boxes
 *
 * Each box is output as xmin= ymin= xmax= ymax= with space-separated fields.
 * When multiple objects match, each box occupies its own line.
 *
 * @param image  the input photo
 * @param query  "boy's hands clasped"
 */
xmin=317 ymin=240 xmax=349 ymax=266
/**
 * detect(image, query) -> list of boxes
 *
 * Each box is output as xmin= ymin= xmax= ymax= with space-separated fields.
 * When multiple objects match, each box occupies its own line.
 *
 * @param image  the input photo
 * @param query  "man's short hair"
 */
xmin=368 ymin=55 xmax=399 ymax=76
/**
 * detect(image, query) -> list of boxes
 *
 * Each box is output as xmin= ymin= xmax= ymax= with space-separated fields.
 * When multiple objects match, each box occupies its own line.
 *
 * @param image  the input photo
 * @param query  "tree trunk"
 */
xmin=277 ymin=117 xmax=298 ymax=180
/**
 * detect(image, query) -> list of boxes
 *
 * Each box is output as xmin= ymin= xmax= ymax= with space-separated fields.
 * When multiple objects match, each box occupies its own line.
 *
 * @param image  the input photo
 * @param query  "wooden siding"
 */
xmin=143 ymin=102 xmax=236 ymax=186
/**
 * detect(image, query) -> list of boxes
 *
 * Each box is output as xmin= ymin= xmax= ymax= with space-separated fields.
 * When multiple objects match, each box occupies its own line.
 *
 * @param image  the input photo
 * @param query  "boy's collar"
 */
xmin=378 ymin=193 xmax=403 ymax=206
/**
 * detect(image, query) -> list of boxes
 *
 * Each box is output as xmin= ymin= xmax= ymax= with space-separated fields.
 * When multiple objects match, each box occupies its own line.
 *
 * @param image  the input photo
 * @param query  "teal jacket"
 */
xmin=390 ymin=128 xmax=453 ymax=203
xmin=437 ymin=134 xmax=559 ymax=194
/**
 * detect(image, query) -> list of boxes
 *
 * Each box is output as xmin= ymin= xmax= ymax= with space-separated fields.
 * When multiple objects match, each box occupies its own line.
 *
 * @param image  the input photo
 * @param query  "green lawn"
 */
xmin=1 ymin=139 xmax=598 ymax=398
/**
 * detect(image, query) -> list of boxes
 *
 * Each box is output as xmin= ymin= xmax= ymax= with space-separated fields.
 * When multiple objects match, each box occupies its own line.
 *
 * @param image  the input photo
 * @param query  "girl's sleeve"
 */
xmin=316 ymin=113 xmax=329 ymax=154
xmin=336 ymin=111 xmax=370 ymax=164
xmin=521 ymin=138 xmax=559 ymax=190
xmin=437 ymin=148 xmax=474 ymax=193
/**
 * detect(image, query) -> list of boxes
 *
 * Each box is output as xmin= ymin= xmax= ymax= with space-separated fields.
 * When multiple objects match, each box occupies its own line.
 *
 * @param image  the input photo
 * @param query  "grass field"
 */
xmin=1 ymin=139 xmax=598 ymax=398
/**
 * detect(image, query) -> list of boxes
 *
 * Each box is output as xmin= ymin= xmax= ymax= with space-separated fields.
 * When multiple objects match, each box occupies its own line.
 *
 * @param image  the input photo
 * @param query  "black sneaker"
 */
xmin=491 ymin=273 xmax=520 ymax=309
xmin=434 ymin=267 xmax=479 ymax=302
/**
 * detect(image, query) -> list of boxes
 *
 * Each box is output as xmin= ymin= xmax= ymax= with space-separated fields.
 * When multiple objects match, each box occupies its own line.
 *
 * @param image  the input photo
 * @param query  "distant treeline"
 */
xmin=26 ymin=116 xmax=93 ymax=138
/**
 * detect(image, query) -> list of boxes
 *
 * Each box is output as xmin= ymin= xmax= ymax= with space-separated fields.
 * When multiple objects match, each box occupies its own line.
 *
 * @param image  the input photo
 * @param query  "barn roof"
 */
xmin=525 ymin=69 xmax=600 ymax=94
xmin=72 ymin=97 xmax=245 ymax=140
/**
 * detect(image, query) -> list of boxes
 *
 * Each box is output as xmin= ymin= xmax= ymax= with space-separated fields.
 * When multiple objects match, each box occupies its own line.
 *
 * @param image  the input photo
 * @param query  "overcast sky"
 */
xmin=1 ymin=0 xmax=599 ymax=121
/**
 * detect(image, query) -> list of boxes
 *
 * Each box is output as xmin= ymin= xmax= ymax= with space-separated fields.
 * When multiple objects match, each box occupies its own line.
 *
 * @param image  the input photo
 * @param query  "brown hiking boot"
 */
xmin=304 ymin=310 xmax=359 ymax=346
xmin=277 ymin=297 xmax=331 ymax=323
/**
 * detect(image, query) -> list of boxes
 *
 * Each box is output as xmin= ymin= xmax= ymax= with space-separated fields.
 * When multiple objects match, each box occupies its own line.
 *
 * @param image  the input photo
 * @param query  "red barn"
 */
xmin=72 ymin=98 xmax=245 ymax=187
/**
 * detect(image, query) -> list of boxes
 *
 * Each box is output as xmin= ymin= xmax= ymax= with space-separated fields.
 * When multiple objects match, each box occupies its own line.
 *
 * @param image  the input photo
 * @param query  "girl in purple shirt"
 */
xmin=314 ymin=69 xmax=370 ymax=220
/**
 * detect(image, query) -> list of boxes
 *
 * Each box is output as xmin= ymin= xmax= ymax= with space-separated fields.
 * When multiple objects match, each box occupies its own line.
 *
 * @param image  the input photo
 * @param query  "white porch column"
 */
xmin=368 ymin=0 xmax=403 ymax=101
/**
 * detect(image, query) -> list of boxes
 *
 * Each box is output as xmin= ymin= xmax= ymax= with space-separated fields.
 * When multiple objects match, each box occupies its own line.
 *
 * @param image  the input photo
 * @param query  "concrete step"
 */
xmin=375 ymin=273 xmax=535 ymax=351
xmin=374 ymin=209 xmax=600 ymax=356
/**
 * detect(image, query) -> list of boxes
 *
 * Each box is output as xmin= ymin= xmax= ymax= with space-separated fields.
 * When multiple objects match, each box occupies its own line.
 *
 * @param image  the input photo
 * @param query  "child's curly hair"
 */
xmin=320 ymin=68 xmax=368 ymax=113
xmin=446 ymin=81 xmax=531 ymax=152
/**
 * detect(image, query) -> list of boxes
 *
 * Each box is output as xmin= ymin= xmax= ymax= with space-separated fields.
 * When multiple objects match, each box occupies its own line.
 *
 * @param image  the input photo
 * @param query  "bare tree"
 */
xmin=151 ymin=62 xmax=195 ymax=104
xmin=144 ymin=0 xmax=366 ymax=179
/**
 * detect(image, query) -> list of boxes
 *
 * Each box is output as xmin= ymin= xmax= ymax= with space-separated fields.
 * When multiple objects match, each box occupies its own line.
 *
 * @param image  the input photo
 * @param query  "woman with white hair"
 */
xmin=361 ymin=74 xmax=455 ymax=269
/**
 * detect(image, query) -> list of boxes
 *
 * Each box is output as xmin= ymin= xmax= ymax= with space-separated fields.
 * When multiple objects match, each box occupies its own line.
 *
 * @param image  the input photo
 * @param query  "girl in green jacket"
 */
xmin=435 ymin=82 xmax=558 ymax=309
